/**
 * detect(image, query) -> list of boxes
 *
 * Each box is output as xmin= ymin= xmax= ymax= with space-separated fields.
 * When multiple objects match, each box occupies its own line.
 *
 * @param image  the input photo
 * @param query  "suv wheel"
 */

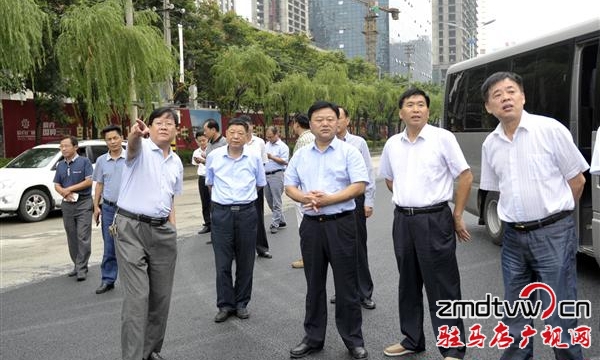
xmin=18 ymin=189 xmax=51 ymax=222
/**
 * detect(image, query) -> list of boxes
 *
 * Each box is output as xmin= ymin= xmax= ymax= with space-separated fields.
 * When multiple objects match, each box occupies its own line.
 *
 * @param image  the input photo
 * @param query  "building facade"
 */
xmin=309 ymin=0 xmax=392 ymax=73
xmin=431 ymin=0 xmax=478 ymax=84
xmin=388 ymin=0 xmax=432 ymax=83
xmin=250 ymin=0 xmax=309 ymax=34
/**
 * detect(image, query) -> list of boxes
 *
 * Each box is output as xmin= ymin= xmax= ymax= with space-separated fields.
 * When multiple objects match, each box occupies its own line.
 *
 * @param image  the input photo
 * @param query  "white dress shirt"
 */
xmin=379 ymin=124 xmax=469 ymax=208
xmin=480 ymin=111 xmax=589 ymax=222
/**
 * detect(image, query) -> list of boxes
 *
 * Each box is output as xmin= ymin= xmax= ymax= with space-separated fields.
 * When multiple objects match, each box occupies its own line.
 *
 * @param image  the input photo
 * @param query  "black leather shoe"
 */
xmin=236 ymin=308 xmax=249 ymax=319
xmin=360 ymin=298 xmax=376 ymax=310
xmin=257 ymin=251 xmax=272 ymax=259
xmin=95 ymin=282 xmax=115 ymax=294
xmin=205 ymin=240 xmax=213 ymax=244
xmin=214 ymin=309 xmax=234 ymax=323
xmin=67 ymin=269 xmax=77 ymax=277
xmin=198 ymin=226 xmax=211 ymax=234
xmin=349 ymin=346 xmax=368 ymax=359
xmin=146 ymin=352 xmax=166 ymax=360
xmin=76 ymin=271 xmax=87 ymax=281
xmin=290 ymin=342 xmax=322 ymax=358
xmin=278 ymin=221 xmax=287 ymax=228
xmin=330 ymin=295 xmax=336 ymax=304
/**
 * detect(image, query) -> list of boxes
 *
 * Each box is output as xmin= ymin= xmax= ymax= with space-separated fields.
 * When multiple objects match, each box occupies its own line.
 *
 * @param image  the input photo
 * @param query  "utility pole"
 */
xmin=125 ymin=0 xmax=137 ymax=123
xmin=163 ymin=0 xmax=173 ymax=104
xmin=404 ymin=44 xmax=414 ymax=86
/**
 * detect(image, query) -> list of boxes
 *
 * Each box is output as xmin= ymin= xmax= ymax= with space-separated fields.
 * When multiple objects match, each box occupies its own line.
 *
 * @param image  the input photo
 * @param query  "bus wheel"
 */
xmin=484 ymin=192 xmax=504 ymax=246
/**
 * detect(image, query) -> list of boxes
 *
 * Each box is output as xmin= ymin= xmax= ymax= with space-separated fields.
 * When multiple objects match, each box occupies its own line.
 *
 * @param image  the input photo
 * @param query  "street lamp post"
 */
xmin=154 ymin=1 xmax=185 ymax=104
xmin=441 ymin=21 xmax=475 ymax=59
xmin=441 ymin=20 xmax=496 ymax=59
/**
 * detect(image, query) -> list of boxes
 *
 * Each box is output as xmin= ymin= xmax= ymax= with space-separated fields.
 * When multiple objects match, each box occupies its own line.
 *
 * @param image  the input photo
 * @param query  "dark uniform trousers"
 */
xmin=211 ymin=202 xmax=258 ymax=310
xmin=197 ymin=175 xmax=211 ymax=226
xmin=300 ymin=211 xmax=364 ymax=349
xmin=114 ymin=215 xmax=178 ymax=360
xmin=354 ymin=194 xmax=374 ymax=301
xmin=255 ymin=188 xmax=269 ymax=254
xmin=393 ymin=205 xmax=466 ymax=359
xmin=61 ymin=196 xmax=93 ymax=273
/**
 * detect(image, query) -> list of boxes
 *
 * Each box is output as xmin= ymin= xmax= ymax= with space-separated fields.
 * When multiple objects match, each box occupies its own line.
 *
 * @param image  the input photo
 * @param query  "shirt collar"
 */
xmin=310 ymin=136 xmax=341 ymax=152
xmin=491 ymin=110 xmax=531 ymax=138
xmin=148 ymin=138 xmax=174 ymax=159
xmin=400 ymin=123 xmax=432 ymax=142
xmin=64 ymin=153 xmax=79 ymax=164
xmin=106 ymin=149 xmax=126 ymax=161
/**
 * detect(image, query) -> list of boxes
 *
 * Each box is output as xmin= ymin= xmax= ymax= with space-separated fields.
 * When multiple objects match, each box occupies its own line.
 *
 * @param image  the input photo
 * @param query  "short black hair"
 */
xmin=101 ymin=124 xmax=122 ymax=137
xmin=481 ymin=71 xmax=524 ymax=102
xmin=339 ymin=106 xmax=349 ymax=119
xmin=308 ymin=101 xmax=340 ymax=120
xmin=239 ymin=114 xmax=253 ymax=124
xmin=147 ymin=107 xmax=179 ymax=126
xmin=227 ymin=118 xmax=249 ymax=133
xmin=204 ymin=118 xmax=220 ymax=132
xmin=293 ymin=113 xmax=310 ymax=129
xmin=195 ymin=131 xmax=205 ymax=138
xmin=398 ymin=88 xmax=430 ymax=109
xmin=61 ymin=135 xmax=78 ymax=147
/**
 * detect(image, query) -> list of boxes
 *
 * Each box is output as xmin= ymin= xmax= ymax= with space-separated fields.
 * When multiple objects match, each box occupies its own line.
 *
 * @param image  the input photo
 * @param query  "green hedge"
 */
xmin=0 ymin=158 xmax=13 ymax=168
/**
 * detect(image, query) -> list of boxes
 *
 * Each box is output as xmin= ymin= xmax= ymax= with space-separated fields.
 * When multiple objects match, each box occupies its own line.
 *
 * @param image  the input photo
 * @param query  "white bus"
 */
xmin=442 ymin=19 xmax=600 ymax=266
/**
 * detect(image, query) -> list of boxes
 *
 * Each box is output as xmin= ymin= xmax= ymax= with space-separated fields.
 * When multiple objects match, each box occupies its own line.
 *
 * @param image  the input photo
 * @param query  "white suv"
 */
xmin=0 ymin=140 xmax=116 ymax=222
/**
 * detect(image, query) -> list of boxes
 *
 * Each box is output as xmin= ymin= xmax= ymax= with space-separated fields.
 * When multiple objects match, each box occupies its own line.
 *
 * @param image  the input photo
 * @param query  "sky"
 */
xmin=483 ymin=0 xmax=600 ymax=52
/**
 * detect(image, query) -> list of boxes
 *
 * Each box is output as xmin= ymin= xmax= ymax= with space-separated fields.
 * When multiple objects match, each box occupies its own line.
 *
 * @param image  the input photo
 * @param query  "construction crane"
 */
xmin=353 ymin=0 xmax=400 ymax=65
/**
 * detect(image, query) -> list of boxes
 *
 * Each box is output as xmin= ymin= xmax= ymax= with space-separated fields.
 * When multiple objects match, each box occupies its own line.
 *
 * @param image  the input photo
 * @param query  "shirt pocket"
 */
xmin=527 ymin=154 xmax=553 ymax=181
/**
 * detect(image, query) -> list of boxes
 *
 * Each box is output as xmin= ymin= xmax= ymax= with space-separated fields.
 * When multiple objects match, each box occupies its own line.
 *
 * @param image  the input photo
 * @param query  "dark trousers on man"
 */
xmin=197 ymin=175 xmax=211 ymax=227
xmin=61 ymin=197 xmax=92 ymax=274
xmin=100 ymin=203 xmax=118 ymax=284
xmin=211 ymin=202 xmax=258 ymax=311
xmin=255 ymin=188 xmax=269 ymax=254
xmin=354 ymin=194 xmax=373 ymax=301
xmin=114 ymin=215 xmax=178 ymax=360
xmin=300 ymin=211 xmax=364 ymax=350
xmin=392 ymin=205 xmax=465 ymax=359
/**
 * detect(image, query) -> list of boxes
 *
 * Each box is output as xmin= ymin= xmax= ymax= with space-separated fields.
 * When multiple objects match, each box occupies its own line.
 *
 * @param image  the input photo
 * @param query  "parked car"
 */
xmin=0 ymin=140 xmax=122 ymax=222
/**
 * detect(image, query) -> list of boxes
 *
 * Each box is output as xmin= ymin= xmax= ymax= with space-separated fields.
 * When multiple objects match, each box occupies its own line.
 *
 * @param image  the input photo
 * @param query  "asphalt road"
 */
xmin=1 ymin=177 xmax=599 ymax=360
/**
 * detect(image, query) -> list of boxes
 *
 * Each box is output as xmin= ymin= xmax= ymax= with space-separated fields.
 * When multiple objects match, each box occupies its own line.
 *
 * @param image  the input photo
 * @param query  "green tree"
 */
xmin=0 ymin=0 xmax=50 ymax=91
xmin=312 ymin=63 xmax=351 ymax=106
xmin=56 ymin=0 xmax=176 ymax=127
xmin=266 ymin=73 xmax=314 ymax=140
xmin=210 ymin=45 xmax=278 ymax=115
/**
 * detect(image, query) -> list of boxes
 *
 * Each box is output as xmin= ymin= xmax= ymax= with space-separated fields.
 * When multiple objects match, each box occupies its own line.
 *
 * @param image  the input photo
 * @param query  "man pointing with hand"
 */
xmin=114 ymin=108 xmax=184 ymax=360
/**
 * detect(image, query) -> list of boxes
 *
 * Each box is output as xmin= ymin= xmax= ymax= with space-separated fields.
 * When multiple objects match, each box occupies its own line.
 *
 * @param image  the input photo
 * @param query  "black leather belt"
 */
xmin=506 ymin=211 xmax=572 ymax=232
xmin=212 ymin=201 xmax=255 ymax=211
xmin=117 ymin=208 xmax=168 ymax=226
xmin=265 ymin=169 xmax=284 ymax=175
xmin=304 ymin=210 xmax=353 ymax=222
xmin=395 ymin=201 xmax=448 ymax=216
xmin=103 ymin=199 xmax=117 ymax=207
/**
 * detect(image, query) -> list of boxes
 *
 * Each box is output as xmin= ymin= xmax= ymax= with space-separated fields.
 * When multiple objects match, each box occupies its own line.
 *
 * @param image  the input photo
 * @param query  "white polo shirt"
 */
xmin=480 ymin=111 xmax=589 ymax=222
xmin=379 ymin=124 xmax=469 ymax=208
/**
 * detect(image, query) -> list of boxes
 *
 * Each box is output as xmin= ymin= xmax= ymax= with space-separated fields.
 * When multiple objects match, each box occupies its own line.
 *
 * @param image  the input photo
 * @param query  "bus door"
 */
xmin=580 ymin=39 xmax=600 ymax=266
xmin=592 ymin=131 xmax=600 ymax=266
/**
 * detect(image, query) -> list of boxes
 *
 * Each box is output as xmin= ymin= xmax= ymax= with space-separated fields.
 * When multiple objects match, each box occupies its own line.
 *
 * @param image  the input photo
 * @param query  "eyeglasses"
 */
xmin=153 ymin=121 xmax=176 ymax=128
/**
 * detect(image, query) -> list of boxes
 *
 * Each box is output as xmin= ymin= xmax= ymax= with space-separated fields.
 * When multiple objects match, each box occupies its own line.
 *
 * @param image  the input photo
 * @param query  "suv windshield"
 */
xmin=6 ymin=148 xmax=60 ymax=168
